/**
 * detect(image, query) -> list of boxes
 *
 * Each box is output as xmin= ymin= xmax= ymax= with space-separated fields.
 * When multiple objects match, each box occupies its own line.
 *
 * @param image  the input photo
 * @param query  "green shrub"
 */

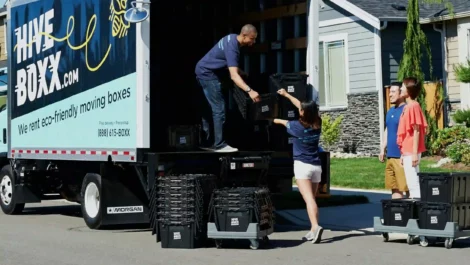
xmin=430 ymin=126 xmax=470 ymax=155
xmin=321 ymin=114 xmax=343 ymax=151
xmin=445 ymin=139 xmax=470 ymax=165
xmin=452 ymin=109 xmax=470 ymax=128
xmin=454 ymin=59 xmax=470 ymax=83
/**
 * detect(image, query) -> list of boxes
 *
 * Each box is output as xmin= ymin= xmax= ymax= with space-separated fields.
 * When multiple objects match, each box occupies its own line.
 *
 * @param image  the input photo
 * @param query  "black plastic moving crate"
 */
xmin=417 ymin=202 xmax=470 ymax=230
xmin=419 ymin=172 xmax=470 ymax=203
xmin=154 ymin=174 xmax=217 ymax=248
xmin=209 ymin=187 xmax=274 ymax=232
xmin=269 ymin=73 xmax=308 ymax=120
xmin=382 ymin=199 xmax=419 ymax=227
xmin=167 ymin=125 xmax=201 ymax=151
xmin=219 ymin=155 xmax=271 ymax=186
xmin=232 ymin=85 xmax=279 ymax=121
xmin=159 ymin=221 xmax=204 ymax=249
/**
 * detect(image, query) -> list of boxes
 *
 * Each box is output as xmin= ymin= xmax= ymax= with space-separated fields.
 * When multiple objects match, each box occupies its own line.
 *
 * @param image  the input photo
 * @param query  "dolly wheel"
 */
xmin=445 ymin=238 xmax=453 ymax=249
xmin=262 ymin=236 xmax=270 ymax=245
xmin=215 ymin=240 xmax=223 ymax=249
xmin=406 ymin=235 xmax=414 ymax=245
xmin=419 ymin=236 xmax=429 ymax=247
xmin=382 ymin=233 xmax=389 ymax=242
xmin=249 ymin=239 xmax=260 ymax=250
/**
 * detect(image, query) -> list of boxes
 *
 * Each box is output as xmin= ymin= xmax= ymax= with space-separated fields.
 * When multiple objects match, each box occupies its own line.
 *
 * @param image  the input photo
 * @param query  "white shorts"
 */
xmin=294 ymin=160 xmax=322 ymax=183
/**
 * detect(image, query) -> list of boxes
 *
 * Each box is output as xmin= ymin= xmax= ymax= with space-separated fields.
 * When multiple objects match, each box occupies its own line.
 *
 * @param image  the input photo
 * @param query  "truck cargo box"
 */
xmin=7 ymin=0 xmax=149 ymax=162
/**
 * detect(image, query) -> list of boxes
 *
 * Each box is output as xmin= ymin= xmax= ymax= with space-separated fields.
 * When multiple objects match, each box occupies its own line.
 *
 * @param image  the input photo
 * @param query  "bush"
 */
xmin=320 ymin=114 xmax=343 ymax=151
xmin=454 ymin=59 xmax=470 ymax=83
xmin=445 ymin=139 xmax=470 ymax=165
xmin=452 ymin=109 xmax=470 ymax=128
xmin=431 ymin=126 xmax=470 ymax=155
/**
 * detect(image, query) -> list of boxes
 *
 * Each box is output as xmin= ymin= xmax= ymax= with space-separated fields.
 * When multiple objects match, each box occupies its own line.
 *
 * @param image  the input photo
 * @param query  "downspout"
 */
xmin=433 ymin=22 xmax=448 ymax=127
xmin=376 ymin=21 xmax=388 ymax=147
xmin=307 ymin=0 xmax=320 ymax=102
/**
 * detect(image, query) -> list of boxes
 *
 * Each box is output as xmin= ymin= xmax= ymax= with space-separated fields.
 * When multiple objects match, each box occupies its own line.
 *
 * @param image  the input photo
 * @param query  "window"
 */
xmin=318 ymin=34 xmax=349 ymax=108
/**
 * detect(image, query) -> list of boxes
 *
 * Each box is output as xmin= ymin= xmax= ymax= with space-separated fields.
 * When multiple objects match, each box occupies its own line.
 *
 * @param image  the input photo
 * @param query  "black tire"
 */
xmin=0 ymin=165 xmax=25 ymax=215
xmin=80 ymin=173 xmax=103 ymax=229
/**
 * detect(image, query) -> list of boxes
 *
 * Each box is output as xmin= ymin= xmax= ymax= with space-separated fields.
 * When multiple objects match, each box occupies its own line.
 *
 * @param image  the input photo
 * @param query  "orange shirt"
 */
xmin=396 ymin=101 xmax=427 ymax=155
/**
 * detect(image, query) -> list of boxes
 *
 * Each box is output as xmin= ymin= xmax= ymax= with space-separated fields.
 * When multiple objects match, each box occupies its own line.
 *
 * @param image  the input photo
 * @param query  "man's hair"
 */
xmin=390 ymin=82 xmax=402 ymax=88
xmin=402 ymin=77 xmax=421 ymax=99
xmin=241 ymin=24 xmax=257 ymax=35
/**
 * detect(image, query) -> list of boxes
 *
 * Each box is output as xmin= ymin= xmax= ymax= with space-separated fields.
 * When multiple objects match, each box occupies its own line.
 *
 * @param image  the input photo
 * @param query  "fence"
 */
xmin=383 ymin=81 xmax=444 ymax=129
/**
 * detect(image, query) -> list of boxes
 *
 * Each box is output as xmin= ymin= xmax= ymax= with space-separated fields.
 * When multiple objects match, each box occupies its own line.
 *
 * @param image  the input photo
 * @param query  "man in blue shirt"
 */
xmin=195 ymin=24 xmax=261 ymax=153
xmin=379 ymin=82 xmax=408 ymax=198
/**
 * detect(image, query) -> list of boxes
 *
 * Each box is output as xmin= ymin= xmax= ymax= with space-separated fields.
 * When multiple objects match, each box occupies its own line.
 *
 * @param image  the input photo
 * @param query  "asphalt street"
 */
xmin=2 ymin=200 xmax=470 ymax=265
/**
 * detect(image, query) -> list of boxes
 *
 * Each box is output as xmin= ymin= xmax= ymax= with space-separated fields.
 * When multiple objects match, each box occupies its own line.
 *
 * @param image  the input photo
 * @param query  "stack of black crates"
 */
xmin=206 ymin=155 xmax=275 ymax=249
xmin=209 ymin=187 xmax=274 ymax=233
xmin=151 ymin=173 xmax=217 ymax=248
xmin=268 ymin=73 xmax=308 ymax=152
xmin=381 ymin=172 xmax=470 ymax=231
xmin=417 ymin=172 xmax=470 ymax=230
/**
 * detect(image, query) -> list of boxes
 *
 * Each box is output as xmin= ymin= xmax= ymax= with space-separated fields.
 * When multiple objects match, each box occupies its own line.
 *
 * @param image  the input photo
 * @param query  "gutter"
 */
xmin=421 ymin=11 xmax=470 ymax=24
xmin=376 ymin=21 xmax=388 ymax=146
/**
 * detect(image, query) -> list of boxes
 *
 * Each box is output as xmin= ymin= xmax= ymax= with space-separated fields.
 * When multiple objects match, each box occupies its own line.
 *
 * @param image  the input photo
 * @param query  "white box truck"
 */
xmin=0 ymin=0 xmax=322 ymax=230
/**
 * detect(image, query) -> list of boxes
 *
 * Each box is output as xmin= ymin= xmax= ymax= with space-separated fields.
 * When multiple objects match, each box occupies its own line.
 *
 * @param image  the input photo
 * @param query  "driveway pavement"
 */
xmin=2 ymin=191 xmax=470 ymax=265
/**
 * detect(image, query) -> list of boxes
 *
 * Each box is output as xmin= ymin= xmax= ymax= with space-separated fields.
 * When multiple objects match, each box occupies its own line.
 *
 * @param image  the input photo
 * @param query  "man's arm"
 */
xmin=229 ymin=67 xmax=250 ymax=91
xmin=379 ymin=127 xmax=387 ymax=162
xmin=229 ymin=67 xmax=260 ymax=102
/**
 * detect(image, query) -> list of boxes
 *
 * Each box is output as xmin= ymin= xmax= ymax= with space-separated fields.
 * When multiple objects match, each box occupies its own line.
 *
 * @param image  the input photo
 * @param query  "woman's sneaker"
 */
xmin=302 ymin=231 xmax=315 ymax=241
xmin=311 ymin=226 xmax=324 ymax=244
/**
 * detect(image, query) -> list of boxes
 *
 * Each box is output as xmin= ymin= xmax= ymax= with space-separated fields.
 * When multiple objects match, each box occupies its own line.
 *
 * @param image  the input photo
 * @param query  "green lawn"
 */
xmin=293 ymin=157 xmax=470 ymax=190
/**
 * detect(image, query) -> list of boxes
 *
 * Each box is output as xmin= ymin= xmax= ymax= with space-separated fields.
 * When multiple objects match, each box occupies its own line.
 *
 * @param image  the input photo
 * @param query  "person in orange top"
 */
xmin=396 ymin=77 xmax=428 ymax=199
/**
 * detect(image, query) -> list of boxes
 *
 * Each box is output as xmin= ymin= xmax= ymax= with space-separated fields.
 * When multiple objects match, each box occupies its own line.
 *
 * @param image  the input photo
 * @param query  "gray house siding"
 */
xmin=319 ymin=0 xmax=353 ymax=21
xmin=319 ymin=19 xmax=377 ymax=94
xmin=381 ymin=22 xmax=443 ymax=87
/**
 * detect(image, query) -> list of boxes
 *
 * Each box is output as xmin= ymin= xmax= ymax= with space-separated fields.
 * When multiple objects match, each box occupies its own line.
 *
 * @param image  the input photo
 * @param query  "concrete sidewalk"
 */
xmin=277 ymin=187 xmax=390 ymax=232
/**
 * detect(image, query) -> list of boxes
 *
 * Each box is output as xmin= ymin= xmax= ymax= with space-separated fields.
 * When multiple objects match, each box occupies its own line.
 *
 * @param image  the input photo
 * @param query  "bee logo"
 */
xmin=109 ymin=0 xmax=130 ymax=38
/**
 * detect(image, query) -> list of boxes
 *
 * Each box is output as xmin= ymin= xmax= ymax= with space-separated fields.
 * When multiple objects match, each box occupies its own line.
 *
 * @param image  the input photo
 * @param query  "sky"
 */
xmin=0 ymin=0 xmax=6 ymax=7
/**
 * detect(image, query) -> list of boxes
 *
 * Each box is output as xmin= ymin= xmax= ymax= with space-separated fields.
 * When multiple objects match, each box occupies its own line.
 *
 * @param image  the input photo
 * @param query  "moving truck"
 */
xmin=0 ymin=0 xmax=323 ymax=229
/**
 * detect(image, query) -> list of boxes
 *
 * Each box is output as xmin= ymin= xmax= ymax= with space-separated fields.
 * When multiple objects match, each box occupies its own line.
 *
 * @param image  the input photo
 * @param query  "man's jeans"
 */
xmin=197 ymin=78 xmax=226 ymax=149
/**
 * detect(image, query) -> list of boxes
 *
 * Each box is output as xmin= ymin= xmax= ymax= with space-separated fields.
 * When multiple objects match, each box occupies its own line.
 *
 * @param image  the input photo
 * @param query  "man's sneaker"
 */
xmin=302 ymin=231 xmax=315 ymax=241
xmin=199 ymin=146 xmax=214 ymax=151
xmin=214 ymin=145 xmax=238 ymax=153
xmin=311 ymin=226 xmax=324 ymax=244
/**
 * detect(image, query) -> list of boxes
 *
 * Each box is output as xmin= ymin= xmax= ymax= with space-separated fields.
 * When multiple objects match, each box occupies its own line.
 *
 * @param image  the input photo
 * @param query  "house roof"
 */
xmin=342 ymin=0 xmax=470 ymax=23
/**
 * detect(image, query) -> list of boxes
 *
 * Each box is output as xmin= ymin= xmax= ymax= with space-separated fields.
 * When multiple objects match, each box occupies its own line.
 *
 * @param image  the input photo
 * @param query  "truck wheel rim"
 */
xmin=84 ymin=183 xmax=100 ymax=218
xmin=0 ymin=175 xmax=12 ymax=206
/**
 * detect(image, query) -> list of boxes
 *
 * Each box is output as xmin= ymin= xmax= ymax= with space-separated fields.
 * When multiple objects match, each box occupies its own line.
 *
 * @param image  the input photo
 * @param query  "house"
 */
xmin=312 ymin=0 xmax=446 ymax=154
xmin=419 ymin=1 xmax=470 ymax=118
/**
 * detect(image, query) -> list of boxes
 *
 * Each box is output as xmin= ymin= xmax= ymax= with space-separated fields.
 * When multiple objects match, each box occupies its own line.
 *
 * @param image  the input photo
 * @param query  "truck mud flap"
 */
xmin=100 ymin=178 xmax=150 ymax=226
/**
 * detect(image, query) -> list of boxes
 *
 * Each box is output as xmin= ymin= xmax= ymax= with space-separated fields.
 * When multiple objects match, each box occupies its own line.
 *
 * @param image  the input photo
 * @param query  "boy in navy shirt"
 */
xmin=379 ymin=82 xmax=408 ymax=198
xmin=195 ymin=24 xmax=261 ymax=153
xmin=274 ymin=89 xmax=323 ymax=244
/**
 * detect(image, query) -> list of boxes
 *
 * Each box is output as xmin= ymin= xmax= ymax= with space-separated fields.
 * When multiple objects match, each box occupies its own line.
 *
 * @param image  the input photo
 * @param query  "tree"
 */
xmin=396 ymin=0 xmax=453 ymax=153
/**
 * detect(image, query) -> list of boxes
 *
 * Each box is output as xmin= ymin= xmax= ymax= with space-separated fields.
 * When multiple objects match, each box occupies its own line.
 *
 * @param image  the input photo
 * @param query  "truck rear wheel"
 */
xmin=0 ymin=165 xmax=25 ymax=215
xmin=80 ymin=174 xmax=103 ymax=229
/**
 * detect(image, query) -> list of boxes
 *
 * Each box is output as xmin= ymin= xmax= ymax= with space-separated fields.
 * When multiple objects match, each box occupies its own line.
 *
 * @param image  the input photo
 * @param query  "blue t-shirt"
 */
xmin=195 ymin=34 xmax=240 ymax=80
xmin=286 ymin=120 xmax=322 ymax=165
xmin=385 ymin=104 xmax=405 ymax=158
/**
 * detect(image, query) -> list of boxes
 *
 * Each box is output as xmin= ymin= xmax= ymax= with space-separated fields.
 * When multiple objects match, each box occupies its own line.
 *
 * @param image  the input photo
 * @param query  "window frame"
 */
xmin=318 ymin=33 xmax=350 ymax=111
